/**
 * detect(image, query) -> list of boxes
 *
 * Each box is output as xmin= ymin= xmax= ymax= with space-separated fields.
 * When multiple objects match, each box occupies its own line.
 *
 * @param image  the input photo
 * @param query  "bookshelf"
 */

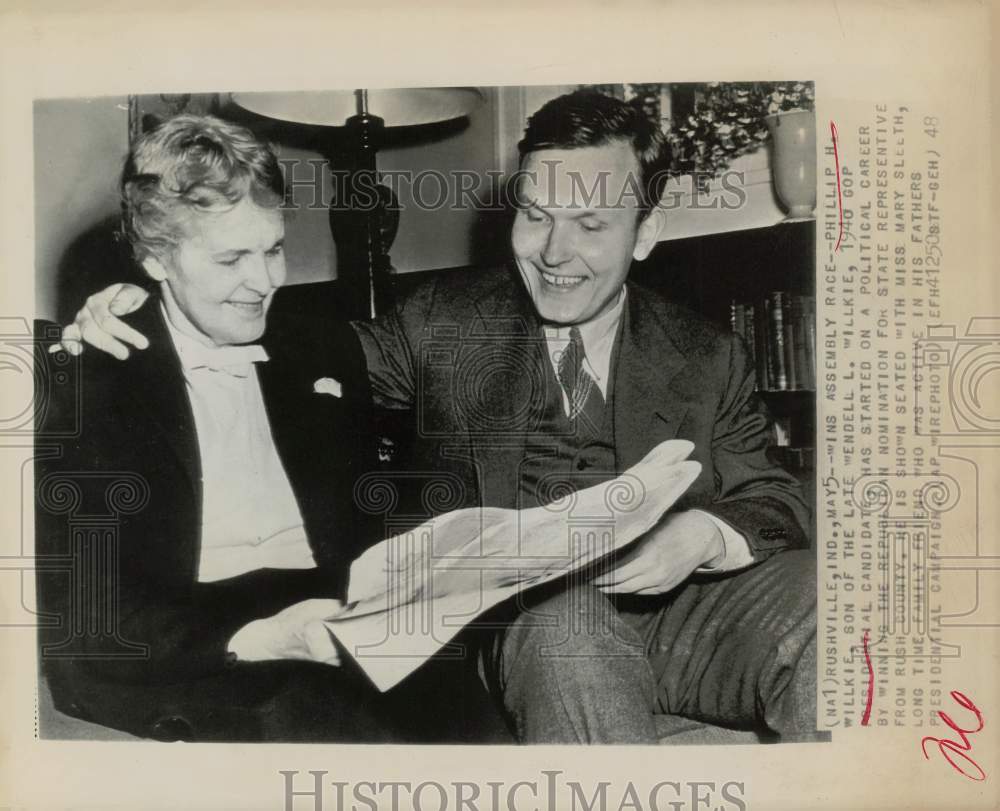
xmin=634 ymin=220 xmax=816 ymax=489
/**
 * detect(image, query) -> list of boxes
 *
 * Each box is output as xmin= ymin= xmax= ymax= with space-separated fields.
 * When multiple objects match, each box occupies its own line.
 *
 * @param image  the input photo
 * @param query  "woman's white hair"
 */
xmin=120 ymin=114 xmax=285 ymax=261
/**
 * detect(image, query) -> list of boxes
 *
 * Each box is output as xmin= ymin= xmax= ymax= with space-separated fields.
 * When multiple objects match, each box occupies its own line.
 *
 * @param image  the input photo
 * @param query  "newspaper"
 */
xmin=328 ymin=440 xmax=700 ymax=690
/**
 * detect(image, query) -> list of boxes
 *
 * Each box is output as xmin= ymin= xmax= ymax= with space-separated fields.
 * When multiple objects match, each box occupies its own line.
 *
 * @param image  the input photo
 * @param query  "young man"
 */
xmin=60 ymin=91 xmax=817 ymax=744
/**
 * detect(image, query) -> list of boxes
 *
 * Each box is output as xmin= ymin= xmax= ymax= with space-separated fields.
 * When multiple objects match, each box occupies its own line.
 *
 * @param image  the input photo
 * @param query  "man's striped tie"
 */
xmin=556 ymin=327 xmax=605 ymax=433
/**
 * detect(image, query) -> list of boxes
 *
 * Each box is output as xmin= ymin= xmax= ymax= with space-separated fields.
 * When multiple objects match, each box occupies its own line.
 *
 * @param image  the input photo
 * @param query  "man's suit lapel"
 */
xmin=456 ymin=272 xmax=704 ymax=504
xmin=464 ymin=267 xmax=548 ymax=509
xmin=613 ymin=284 xmax=696 ymax=472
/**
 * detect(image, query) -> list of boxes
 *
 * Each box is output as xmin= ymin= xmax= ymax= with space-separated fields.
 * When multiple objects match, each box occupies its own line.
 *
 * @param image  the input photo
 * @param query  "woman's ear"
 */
xmin=140 ymin=255 xmax=168 ymax=283
xmin=632 ymin=206 xmax=665 ymax=262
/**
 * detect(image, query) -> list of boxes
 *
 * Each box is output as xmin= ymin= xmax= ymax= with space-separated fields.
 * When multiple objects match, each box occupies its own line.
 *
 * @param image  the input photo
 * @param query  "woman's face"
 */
xmin=152 ymin=199 xmax=286 ymax=346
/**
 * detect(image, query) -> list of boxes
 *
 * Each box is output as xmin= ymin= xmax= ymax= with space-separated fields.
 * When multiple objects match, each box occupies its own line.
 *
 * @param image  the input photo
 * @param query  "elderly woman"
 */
xmin=35 ymin=114 xmax=401 ymax=742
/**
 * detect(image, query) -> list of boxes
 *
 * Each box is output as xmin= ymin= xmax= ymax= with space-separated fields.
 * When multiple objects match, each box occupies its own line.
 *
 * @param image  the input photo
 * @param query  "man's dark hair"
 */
xmin=517 ymin=90 xmax=671 ymax=217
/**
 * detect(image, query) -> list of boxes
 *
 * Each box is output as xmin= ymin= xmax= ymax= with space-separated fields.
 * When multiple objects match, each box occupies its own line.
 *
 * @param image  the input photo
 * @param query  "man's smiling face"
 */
xmin=511 ymin=141 xmax=662 ymax=326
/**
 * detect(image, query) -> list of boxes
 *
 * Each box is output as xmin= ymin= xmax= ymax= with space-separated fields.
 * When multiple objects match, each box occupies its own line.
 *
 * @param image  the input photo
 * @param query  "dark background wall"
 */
xmin=33 ymin=85 xmax=794 ymax=322
xmin=33 ymin=89 xmax=511 ymax=322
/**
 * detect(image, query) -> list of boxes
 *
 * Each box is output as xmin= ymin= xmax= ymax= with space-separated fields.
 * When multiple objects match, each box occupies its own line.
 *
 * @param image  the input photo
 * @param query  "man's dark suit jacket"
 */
xmin=354 ymin=265 xmax=810 ymax=557
xmin=35 ymin=289 xmax=380 ymax=739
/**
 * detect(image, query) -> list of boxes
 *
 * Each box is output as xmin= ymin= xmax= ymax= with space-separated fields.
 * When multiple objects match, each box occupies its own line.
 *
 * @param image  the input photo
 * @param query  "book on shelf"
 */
xmin=729 ymin=292 xmax=816 ymax=392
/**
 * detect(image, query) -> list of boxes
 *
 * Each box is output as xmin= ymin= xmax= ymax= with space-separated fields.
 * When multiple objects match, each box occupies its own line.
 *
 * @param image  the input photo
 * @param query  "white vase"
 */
xmin=765 ymin=109 xmax=816 ymax=221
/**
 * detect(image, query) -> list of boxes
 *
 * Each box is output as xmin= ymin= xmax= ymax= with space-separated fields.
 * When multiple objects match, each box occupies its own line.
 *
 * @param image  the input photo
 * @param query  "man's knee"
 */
xmin=499 ymin=582 xmax=645 ymax=674
xmin=754 ymin=550 xmax=816 ymax=613
xmin=765 ymin=548 xmax=815 ymax=578
xmin=699 ymin=550 xmax=815 ymax=659
xmin=486 ymin=583 xmax=658 ymax=741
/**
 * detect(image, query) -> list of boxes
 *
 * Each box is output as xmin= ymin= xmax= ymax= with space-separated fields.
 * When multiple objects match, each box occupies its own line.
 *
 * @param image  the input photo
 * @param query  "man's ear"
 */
xmin=632 ymin=207 xmax=665 ymax=262
xmin=140 ymin=255 xmax=168 ymax=283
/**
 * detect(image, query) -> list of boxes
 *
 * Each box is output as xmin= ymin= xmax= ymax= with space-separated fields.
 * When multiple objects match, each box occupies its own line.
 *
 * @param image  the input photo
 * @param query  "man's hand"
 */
xmin=591 ymin=510 xmax=725 ymax=595
xmin=227 ymin=598 xmax=348 ymax=666
xmin=52 ymin=283 xmax=151 ymax=360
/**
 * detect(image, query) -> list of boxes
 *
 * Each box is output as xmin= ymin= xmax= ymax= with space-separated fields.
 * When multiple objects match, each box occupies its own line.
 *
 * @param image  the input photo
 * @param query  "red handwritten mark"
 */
xmin=921 ymin=691 xmax=987 ymax=782
xmin=830 ymin=121 xmax=844 ymax=252
xmin=861 ymin=629 xmax=874 ymax=726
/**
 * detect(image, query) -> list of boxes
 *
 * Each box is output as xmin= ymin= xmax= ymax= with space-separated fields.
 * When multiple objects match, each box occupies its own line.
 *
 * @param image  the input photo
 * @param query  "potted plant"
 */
xmin=667 ymin=82 xmax=772 ymax=185
xmin=665 ymin=82 xmax=815 ymax=218
xmin=587 ymin=82 xmax=817 ymax=217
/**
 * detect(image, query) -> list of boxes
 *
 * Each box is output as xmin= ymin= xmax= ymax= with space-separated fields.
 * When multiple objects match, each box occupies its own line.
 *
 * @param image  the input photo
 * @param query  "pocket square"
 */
xmin=313 ymin=377 xmax=343 ymax=398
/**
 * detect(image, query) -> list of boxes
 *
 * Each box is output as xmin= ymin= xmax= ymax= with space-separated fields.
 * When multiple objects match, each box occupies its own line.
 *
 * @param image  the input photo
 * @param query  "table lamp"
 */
xmin=231 ymin=88 xmax=483 ymax=320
